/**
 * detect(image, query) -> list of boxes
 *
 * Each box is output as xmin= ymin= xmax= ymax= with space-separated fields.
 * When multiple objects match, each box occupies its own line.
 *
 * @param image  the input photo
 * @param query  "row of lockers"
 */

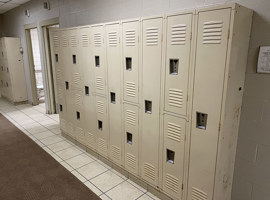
xmin=50 ymin=4 xmax=252 ymax=200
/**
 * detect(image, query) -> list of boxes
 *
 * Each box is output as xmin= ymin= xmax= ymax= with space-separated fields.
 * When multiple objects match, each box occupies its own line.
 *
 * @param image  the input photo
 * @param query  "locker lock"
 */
xmin=196 ymin=112 xmax=208 ymax=130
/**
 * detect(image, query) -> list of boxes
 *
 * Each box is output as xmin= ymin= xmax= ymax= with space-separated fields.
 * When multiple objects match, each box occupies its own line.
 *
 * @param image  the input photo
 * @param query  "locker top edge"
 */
xmin=195 ymin=3 xmax=248 ymax=14
xmin=165 ymin=10 xmax=195 ymax=18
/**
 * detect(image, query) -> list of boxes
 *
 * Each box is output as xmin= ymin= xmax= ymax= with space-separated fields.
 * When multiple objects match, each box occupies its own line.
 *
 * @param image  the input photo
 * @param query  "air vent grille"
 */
xmin=98 ymin=138 xmax=107 ymax=153
xmin=75 ymin=94 xmax=82 ymax=106
xmin=70 ymin=35 xmax=77 ymax=47
xmin=144 ymin=162 xmax=156 ymax=181
xmin=126 ymin=153 xmax=136 ymax=169
xmin=126 ymin=82 xmax=136 ymax=98
xmin=111 ymin=145 xmax=120 ymax=161
xmin=97 ymin=101 xmax=104 ymax=114
xmin=146 ymin=27 xmax=159 ymax=46
xmin=126 ymin=110 xmax=136 ymax=126
xmin=96 ymin=77 xmax=104 ymax=91
xmin=125 ymin=29 xmax=136 ymax=46
xmin=81 ymin=34 xmax=89 ymax=47
xmin=108 ymin=31 xmax=118 ymax=47
xmin=165 ymin=174 xmax=179 ymax=193
xmin=94 ymin=33 xmax=102 ymax=47
xmin=53 ymin=35 xmax=59 ymax=47
xmin=192 ymin=187 xmax=208 ymax=200
xmin=203 ymin=21 xmax=223 ymax=44
xmin=171 ymin=24 xmax=186 ymax=45
xmin=168 ymin=88 xmax=183 ymax=108
xmin=61 ymin=35 xmax=68 ymax=47
xmin=167 ymin=122 xmax=182 ymax=142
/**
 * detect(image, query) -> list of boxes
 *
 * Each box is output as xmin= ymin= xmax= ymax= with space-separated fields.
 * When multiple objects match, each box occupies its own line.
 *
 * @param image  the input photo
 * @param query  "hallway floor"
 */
xmin=0 ymin=98 xmax=160 ymax=200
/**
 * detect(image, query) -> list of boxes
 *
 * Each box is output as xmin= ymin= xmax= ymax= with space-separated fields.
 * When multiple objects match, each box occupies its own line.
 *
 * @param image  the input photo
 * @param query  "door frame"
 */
xmin=40 ymin=17 xmax=59 ymax=114
xmin=24 ymin=23 xmax=39 ymax=106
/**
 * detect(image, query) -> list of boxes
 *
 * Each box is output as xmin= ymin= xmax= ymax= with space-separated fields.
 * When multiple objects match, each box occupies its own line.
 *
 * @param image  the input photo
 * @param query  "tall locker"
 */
xmin=92 ymin=25 xmax=107 ymax=96
xmin=124 ymin=103 xmax=139 ymax=175
xmin=122 ymin=20 xmax=140 ymax=104
xmin=96 ymin=95 xmax=109 ymax=157
xmin=106 ymin=22 xmax=123 ymax=165
xmin=188 ymin=5 xmax=252 ymax=200
xmin=141 ymin=17 xmax=163 ymax=186
xmin=164 ymin=14 xmax=193 ymax=116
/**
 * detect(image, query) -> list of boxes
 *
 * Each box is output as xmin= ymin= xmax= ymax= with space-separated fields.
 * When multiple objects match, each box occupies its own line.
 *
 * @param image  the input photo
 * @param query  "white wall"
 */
xmin=2 ymin=0 xmax=270 ymax=199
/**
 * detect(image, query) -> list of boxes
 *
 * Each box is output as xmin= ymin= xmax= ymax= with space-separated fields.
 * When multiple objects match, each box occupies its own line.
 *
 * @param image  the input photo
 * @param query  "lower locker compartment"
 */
xmin=124 ymin=103 xmax=139 ymax=175
xmin=96 ymin=95 xmax=109 ymax=158
xmin=162 ymin=114 xmax=186 ymax=199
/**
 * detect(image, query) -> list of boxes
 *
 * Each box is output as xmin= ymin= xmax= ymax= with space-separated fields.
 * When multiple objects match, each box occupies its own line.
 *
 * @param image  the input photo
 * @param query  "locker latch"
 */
xmin=85 ymin=86 xmax=89 ymax=96
xmin=145 ymin=100 xmax=152 ymax=114
xmin=167 ymin=149 xmax=175 ymax=164
xmin=72 ymin=55 xmax=76 ymax=64
xmin=98 ymin=120 xmax=103 ymax=130
xmin=60 ymin=104 xmax=63 ymax=112
xmin=196 ymin=112 xmax=208 ymax=130
xmin=76 ymin=111 xmax=80 ymax=120
xmin=126 ymin=57 xmax=132 ymax=71
xmin=127 ymin=132 xmax=132 ymax=144
xmin=55 ymin=54 xmax=58 ymax=62
xmin=95 ymin=56 xmax=100 ymax=67
xmin=65 ymin=81 xmax=69 ymax=90
xmin=169 ymin=59 xmax=179 ymax=75
xmin=110 ymin=92 xmax=116 ymax=104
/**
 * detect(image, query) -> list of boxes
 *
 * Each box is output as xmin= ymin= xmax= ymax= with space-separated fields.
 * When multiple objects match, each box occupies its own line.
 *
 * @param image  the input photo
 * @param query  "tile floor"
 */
xmin=0 ymin=98 xmax=160 ymax=200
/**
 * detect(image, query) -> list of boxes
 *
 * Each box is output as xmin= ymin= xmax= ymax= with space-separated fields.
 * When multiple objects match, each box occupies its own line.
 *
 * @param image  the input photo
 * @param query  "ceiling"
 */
xmin=0 ymin=0 xmax=30 ymax=14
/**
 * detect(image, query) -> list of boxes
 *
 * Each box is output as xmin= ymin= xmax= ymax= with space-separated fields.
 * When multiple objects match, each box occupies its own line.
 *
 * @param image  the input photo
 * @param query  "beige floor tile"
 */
xmin=84 ymin=181 xmax=103 ymax=196
xmin=137 ymin=194 xmax=154 ymax=200
xmin=50 ymin=128 xmax=61 ymax=134
xmin=71 ymin=170 xmax=87 ymax=183
xmin=40 ymin=135 xmax=63 ymax=145
xmin=100 ymin=194 xmax=111 ymax=200
xmin=90 ymin=170 xmax=124 ymax=192
xmin=77 ymin=161 xmax=108 ymax=180
xmin=33 ymin=130 xmax=55 ymax=140
xmin=55 ymin=146 xmax=83 ymax=160
xmin=65 ymin=153 xmax=94 ymax=169
xmin=26 ymin=125 xmax=48 ymax=134
xmin=127 ymin=179 xmax=147 ymax=193
xmin=50 ymin=153 xmax=63 ymax=162
xmin=47 ymin=140 xmax=73 ymax=152
xmin=106 ymin=181 xmax=144 ymax=200
xmin=60 ymin=161 xmax=74 ymax=171
xmin=145 ymin=192 xmax=160 ymax=200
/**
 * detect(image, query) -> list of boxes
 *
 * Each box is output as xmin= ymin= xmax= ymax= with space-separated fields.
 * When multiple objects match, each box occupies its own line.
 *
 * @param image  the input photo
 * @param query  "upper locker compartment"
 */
xmin=164 ymin=14 xmax=193 ymax=116
xmin=92 ymin=25 xmax=107 ymax=96
xmin=51 ymin=29 xmax=62 ymax=87
xmin=122 ymin=20 xmax=140 ymax=104
xmin=188 ymin=8 xmax=231 ymax=200
xmin=106 ymin=22 xmax=123 ymax=165
xmin=69 ymin=28 xmax=83 ymax=91
xmin=141 ymin=17 xmax=163 ymax=187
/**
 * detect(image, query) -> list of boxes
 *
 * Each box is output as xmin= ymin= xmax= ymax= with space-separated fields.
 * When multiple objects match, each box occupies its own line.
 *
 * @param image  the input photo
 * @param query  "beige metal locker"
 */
xmin=124 ymin=103 xmax=139 ymax=175
xmin=106 ymin=22 xmax=123 ymax=165
xmin=188 ymin=5 xmax=252 ymax=200
xmin=164 ymin=14 xmax=193 ymax=116
xmin=141 ymin=17 xmax=163 ymax=186
xmin=96 ymin=95 xmax=109 ymax=157
xmin=92 ymin=25 xmax=107 ymax=96
xmin=122 ymin=20 xmax=140 ymax=104
xmin=162 ymin=114 xmax=186 ymax=199
xmin=0 ymin=37 xmax=27 ymax=103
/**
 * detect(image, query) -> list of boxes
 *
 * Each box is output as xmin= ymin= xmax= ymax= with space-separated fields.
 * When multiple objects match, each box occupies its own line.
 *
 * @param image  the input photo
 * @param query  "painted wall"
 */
xmin=0 ymin=14 xmax=4 ymax=37
xmin=1 ymin=0 xmax=270 ymax=199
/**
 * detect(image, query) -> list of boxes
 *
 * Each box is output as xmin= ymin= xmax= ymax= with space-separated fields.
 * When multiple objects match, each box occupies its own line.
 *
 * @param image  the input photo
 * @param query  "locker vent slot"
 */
xmin=61 ymin=35 xmax=68 ymax=47
xmin=59 ymin=104 xmax=63 ymax=112
xmin=65 ymin=81 xmax=69 ymax=90
xmin=96 ymin=77 xmax=104 ymax=90
xmin=145 ymin=100 xmax=152 ymax=114
xmin=98 ymin=120 xmax=103 ymax=130
xmin=192 ymin=187 xmax=208 ymax=200
xmin=170 ymin=59 xmax=179 ymax=75
xmin=71 ymin=35 xmax=77 ymax=47
xmin=168 ymin=89 xmax=183 ymax=108
xmin=108 ymin=31 xmax=118 ymax=47
xmin=7 ymin=67 xmax=9 ymax=72
xmin=76 ymin=111 xmax=80 ymax=120
xmin=86 ymin=131 xmax=95 ymax=147
xmin=56 ymin=69 xmax=61 ymax=82
xmin=146 ymin=27 xmax=159 ymax=46
xmin=1 ymin=66 xmax=3 ymax=71
xmin=166 ymin=149 xmax=175 ymax=164
xmin=126 ymin=132 xmax=132 ymax=144
xmin=53 ymin=35 xmax=59 ymax=47
xmin=165 ymin=174 xmax=179 ymax=193
xmin=126 ymin=153 xmax=136 ymax=169
xmin=94 ymin=33 xmax=102 ymax=47
xmin=144 ymin=162 xmax=156 ymax=181
xmin=168 ymin=122 xmax=182 ymax=142
xmin=58 ymin=88 xmax=63 ymax=99
xmin=126 ymin=82 xmax=136 ymax=98
xmin=126 ymin=57 xmax=132 ymax=71
xmin=72 ymin=55 xmax=76 ymax=64
xmin=81 ymin=34 xmax=89 ymax=47
xmin=171 ymin=24 xmax=186 ymax=45
xmin=125 ymin=29 xmax=136 ymax=46
xmin=75 ymin=94 xmax=82 ymax=106
xmin=98 ymin=138 xmax=106 ymax=153
xmin=196 ymin=112 xmax=208 ymax=130
xmin=95 ymin=56 xmax=100 ymax=67
xmin=110 ymin=92 xmax=116 ymax=104
xmin=203 ymin=21 xmax=223 ymax=44
xmin=97 ymin=101 xmax=104 ymax=114
xmin=74 ymin=73 xmax=81 ymax=86
xmin=55 ymin=54 xmax=58 ymax=62
xmin=6 ymin=82 xmax=8 ymax=87
xmin=111 ymin=145 xmax=120 ymax=161
xmin=126 ymin=110 xmax=136 ymax=126
xmin=85 ymin=86 xmax=89 ymax=96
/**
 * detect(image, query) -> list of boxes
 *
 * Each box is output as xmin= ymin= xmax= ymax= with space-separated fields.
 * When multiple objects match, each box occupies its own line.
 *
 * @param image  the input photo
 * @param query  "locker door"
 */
xmin=60 ymin=30 xmax=71 ymax=88
xmin=69 ymin=29 xmax=83 ymax=91
xmin=162 ymin=114 xmax=186 ymax=199
xmin=188 ymin=8 xmax=231 ymax=200
xmin=122 ymin=20 xmax=140 ymax=104
xmin=141 ymin=17 xmax=163 ymax=186
xmin=96 ymin=95 xmax=109 ymax=157
xmin=106 ymin=23 xmax=123 ymax=165
xmin=92 ymin=25 xmax=107 ymax=96
xmin=164 ymin=14 xmax=192 ymax=116
xmin=124 ymin=103 xmax=139 ymax=175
